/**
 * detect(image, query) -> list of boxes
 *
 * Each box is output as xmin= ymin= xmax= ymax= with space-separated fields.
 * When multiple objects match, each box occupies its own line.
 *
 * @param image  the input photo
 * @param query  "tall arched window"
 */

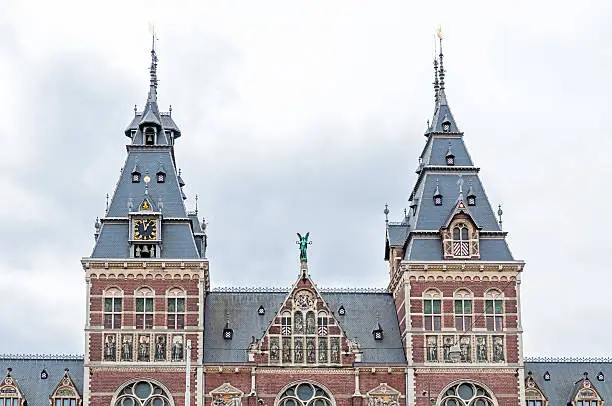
xmin=439 ymin=382 xmax=497 ymax=406
xmin=454 ymin=289 xmax=473 ymax=331
xmin=113 ymin=380 xmax=173 ymax=406
xmin=166 ymin=288 xmax=185 ymax=330
xmin=276 ymin=382 xmax=334 ymax=406
xmin=135 ymin=287 xmax=154 ymax=329
xmin=423 ymin=289 xmax=442 ymax=331
xmin=104 ymin=287 xmax=123 ymax=329
xmin=452 ymin=223 xmax=470 ymax=257
xmin=484 ymin=290 xmax=503 ymax=332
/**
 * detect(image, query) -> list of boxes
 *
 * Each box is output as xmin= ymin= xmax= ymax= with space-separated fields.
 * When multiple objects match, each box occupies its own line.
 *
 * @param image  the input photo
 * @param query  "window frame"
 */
xmin=423 ymin=289 xmax=442 ymax=331
xmin=167 ymin=288 xmax=186 ymax=330
xmin=484 ymin=290 xmax=504 ymax=332
xmin=454 ymin=290 xmax=473 ymax=332
xmin=135 ymin=287 xmax=154 ymax=330
xmin=103 ymin=288 xmax=123 ymax=329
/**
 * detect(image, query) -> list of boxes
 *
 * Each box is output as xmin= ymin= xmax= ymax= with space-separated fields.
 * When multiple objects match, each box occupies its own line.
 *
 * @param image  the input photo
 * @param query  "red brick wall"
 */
xmin=88 ymin=369 xmax=196 ymax=406
xmin=414 ymin=371 xmax=519 ymax=406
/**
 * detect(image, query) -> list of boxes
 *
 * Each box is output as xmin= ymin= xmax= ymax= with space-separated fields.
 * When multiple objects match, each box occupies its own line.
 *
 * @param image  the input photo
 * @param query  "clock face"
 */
xmin=134 ymin=218 xmax=157 ymax=240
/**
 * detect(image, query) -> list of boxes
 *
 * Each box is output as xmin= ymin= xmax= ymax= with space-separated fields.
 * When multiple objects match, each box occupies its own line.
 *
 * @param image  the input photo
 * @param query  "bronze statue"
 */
xmin=296 ymin=232 xmax=311 ymax=262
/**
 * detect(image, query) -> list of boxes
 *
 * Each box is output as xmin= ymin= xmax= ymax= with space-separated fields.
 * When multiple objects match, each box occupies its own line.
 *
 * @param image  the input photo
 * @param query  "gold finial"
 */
xmin=436 ymin=25 xmax=443 ymax=40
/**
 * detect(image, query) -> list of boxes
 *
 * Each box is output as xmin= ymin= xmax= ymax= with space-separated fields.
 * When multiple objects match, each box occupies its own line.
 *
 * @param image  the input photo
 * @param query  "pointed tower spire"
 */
xmin=427 ymin=27 xmax=460 ymax=134
xmin=139 ymin=31 xmax=162 ymax=128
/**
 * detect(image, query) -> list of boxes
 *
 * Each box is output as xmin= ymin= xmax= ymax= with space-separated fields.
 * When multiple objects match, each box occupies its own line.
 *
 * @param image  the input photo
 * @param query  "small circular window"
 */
xmin=277 ymin=382 xmax=333 ymax=406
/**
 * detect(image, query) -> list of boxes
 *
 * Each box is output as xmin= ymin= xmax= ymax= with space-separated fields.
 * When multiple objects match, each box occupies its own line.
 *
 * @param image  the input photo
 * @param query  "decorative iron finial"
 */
xmin=457 ymin=175 xmax=464 ymax=195
xmin=134 ymin=104 xmax=137 ymax=115
xmin=105 ymin=193 xmax=109 ymax=214
xmin=296 ymin=232 xmax=312 ymax=262
xmin=433 ymin=58 xmax=440 ymax=103
xmin=437 ymin=26 xmax=445 ymax=91
xmin=434 ymin=178 xmax=441 ymax=195
xmin=169 ymin=104 xmax=172 ymax=116
xmin=195 ymin=194 xmax=199 ymax=215
xmin=404 ymin=208 xmax=407 ymax=217
xmin=497 ymin=204 xmax=503 ymax=230
xmin=384 ymin=204 xmax=389 ymax=223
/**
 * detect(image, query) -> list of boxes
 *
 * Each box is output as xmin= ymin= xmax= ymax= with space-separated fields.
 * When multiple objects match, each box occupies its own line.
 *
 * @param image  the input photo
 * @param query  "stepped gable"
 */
xmin=88 ymin=43 xmax=203 ymax=260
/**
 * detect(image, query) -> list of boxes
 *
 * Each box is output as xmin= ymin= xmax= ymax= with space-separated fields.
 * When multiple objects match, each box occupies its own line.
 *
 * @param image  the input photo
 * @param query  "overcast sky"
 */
xmin=0 ymin=0 xmax=610 ymax=357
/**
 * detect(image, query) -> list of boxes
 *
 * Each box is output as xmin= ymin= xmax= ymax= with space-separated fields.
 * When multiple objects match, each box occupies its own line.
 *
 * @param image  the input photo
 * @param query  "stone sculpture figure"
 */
xmin=296 ymin=232 xmax=311 ymax=262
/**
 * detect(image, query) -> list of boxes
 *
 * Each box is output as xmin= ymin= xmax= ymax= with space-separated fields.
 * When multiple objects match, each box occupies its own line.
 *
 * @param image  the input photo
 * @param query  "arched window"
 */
xmin=452 ymin=223 xmax=470 ymax=257
xmin=423 ymin=289 xmax=442 ymax=331
xmin=135 ymin=287 xmax=154 ymax=329
xmin=276 ymin=382 xmax=334 ymax=406
xmin=104 ymin=287 xmax=123 ymax=329
xmin=454 ymin=289 xmax=473 ymax=331
xmin=439 ymin=382 xmax=496 ymax=406
xmin=484 ymin=290 xmax=503 ymax=331
xmin=166 ymin=288 xmax=185 ymax=330
xmin=113 ymin=380 xmax=173 ymax=406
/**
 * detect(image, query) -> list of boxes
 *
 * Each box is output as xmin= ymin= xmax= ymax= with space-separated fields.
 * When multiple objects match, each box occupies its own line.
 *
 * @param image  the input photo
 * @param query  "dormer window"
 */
xmin=157 ymin=172 xmax=165 ymax=183
xmin=372 ymin=323 xmax=383 ymax=341
xmin=453 ymin=223 xmax=470 ymax=257
xmin=445 ymin=142 xmax=455 ymax=165
xmin=144 ymin=127 xmax=155 ymax=145
xmin=467 ymin=194 xmax=476 ymax=206
xmin=442 ymin=121 xmax=451 ymax=132
xmin=338 ymin=305 xmax=346 ymax=316
xmin=132 ymin=172 xmax=141 ymax=183
xmin=574 ymin=376 xmax=602 ymax=406
xmin=433 ymin=179 xmax=443 ymax=206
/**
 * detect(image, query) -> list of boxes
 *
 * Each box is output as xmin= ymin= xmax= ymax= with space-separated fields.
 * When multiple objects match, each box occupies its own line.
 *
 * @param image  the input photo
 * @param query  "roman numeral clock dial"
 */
xmin=133 ymin=218 xmax=157 ymax=240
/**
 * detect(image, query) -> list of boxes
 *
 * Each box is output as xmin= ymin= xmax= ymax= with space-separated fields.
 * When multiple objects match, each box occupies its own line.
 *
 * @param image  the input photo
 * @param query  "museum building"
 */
xmin=0 ymin=40 xmax=610 ymax=406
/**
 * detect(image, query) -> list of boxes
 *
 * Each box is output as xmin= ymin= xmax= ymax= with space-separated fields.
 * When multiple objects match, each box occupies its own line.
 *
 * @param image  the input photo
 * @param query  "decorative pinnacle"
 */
xmin=384 ymin=203 xmax=389 ymax=223
xmin=437 ymin=28 xmax=445 ymax=91
xmin=195 ymin=194 xmax=199 ymax=215
xmin=497 ymin=204 xmax=503 ymax=230
xmin=105 ymin=193 xmax=109 ymax=214
xmin=433 ymin=58 xmax=440 ymax=103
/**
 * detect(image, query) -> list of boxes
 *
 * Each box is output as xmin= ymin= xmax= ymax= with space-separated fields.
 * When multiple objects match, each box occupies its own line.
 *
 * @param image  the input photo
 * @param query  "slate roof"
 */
xmin=385 ymin=49 xmax=516 ymax=263
xmin=0 ymin=356 xmax=84 ymax=406
xmin=524 ymin=360 xmax=612 ymax=406
xmin=204 ymin=290 xmax=406 ymax=364
xmin=87 ymin=48 xmax=201 ymax=260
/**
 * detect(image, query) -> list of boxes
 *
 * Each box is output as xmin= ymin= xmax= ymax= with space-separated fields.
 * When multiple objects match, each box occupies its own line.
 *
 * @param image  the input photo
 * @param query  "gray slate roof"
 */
xmin=0 ymin=356 xmax=84 ymax=406
xmin=204 ymin=290 xmax=406 ymax=364
xmin=524 ymin=361 xmax=612 ymax=406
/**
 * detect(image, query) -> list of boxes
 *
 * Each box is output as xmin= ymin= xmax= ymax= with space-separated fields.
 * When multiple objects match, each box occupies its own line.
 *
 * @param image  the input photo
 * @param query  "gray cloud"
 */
xmin=0 ymin=1 xmax=611 ymax=357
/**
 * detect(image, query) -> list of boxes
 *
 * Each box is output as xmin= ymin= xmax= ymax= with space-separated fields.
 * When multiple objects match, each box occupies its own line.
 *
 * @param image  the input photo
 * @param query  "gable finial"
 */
xmin=497 ymin=204 xmax=503 ymax=230
xmin=384 ymin=203 xmax=389 ymax=224
xmin=195 ymin=194 xmax=199 ymax=215
xmin=105 ymin=193 xmax=109 ymax=215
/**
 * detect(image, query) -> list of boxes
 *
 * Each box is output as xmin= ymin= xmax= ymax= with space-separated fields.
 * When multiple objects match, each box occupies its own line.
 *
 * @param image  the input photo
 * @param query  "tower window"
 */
xmin=132 ymin=172 xmax=141 ymax=183
xmin=136 ymin=296 xmax=154 ymax=329
xmin=167 ymin=297 xmax=185 ymax=330
xmin=423 ymin=290 xmax=442 ymax=331
xmin=452 ymin=223 xmax=469 ymax=257
xmin=442 ymin=121 xmax=451 ymax=132
xmin=446 ymin=155 xmax=455 ymax=165
xmin=485 ymin=290 xmax=504 ymax=331
xmin=467 ymin=195 xmax=476 ymax=206
xmin=104 ymin=296 xmax=122 ymax=329
xmin=454 ymin=290 xmax=473 ymax=331
xmin=157 ymin=172 xmax=165 ymax=183
xmin=144 ymin=128 xmax=155 ymax=145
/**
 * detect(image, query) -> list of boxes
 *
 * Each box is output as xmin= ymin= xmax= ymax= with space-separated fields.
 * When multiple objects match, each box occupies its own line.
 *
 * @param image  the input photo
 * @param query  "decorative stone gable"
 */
xmin=210 ymin=383 xmax=244 ymax=406
xmin=252 ymin=264 xmax=355 ymax=366
xmin=0 ymin=371 xmax=23 ymax=406
xmin=51 ymin=369 xmax=82 ymax=406
xmin=366 ymin=383 xmax=401 ymax=406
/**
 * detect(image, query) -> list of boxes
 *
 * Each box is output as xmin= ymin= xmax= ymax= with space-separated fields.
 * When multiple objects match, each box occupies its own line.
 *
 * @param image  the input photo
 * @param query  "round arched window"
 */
xmin=114 ymin=381 xmax=172 ymax=406
xmin=440 ymin=382 xmax=495 ymax=406
xmin=277 ymin=382 xmax=333 ymax=406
